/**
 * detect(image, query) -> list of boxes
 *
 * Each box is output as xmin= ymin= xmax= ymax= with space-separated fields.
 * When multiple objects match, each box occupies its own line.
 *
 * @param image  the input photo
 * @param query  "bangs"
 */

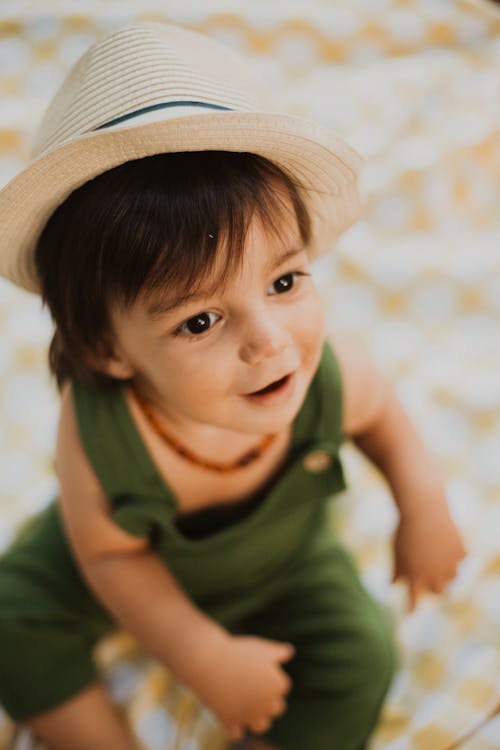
xmin=106 ymin=151 xmax=311 ymax=308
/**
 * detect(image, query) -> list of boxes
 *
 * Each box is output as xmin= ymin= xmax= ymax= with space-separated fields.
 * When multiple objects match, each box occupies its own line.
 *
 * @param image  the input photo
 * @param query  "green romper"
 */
xmin=0 ymin=343 xmax=396 ymax=750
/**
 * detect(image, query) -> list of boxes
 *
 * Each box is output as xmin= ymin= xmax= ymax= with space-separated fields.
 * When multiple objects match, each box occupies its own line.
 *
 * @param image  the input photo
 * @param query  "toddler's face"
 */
xmin=108 ymin=212 xmax=325 ymax=437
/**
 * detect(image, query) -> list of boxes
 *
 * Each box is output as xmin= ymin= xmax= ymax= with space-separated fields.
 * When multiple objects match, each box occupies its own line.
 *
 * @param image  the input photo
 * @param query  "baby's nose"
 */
xmin=238 ymin=322 xmax=288 ymax=366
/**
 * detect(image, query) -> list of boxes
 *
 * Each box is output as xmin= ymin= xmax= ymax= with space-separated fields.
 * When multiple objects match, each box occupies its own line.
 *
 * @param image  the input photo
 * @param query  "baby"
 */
xmin=0 ymin=21 xmax=465 ymax=750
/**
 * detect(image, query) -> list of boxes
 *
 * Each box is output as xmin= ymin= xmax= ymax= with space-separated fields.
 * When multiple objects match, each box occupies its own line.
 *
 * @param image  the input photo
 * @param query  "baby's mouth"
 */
xmin=247 ymin=374 xmax=290 ymax=396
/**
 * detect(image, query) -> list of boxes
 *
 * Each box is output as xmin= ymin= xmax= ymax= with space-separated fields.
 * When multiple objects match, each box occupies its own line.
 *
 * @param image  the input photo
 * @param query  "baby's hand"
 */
xmin=393 ymin=498 xmax=466 ymax=611
xmin=195 ymin=634 xmax=294 ymax=741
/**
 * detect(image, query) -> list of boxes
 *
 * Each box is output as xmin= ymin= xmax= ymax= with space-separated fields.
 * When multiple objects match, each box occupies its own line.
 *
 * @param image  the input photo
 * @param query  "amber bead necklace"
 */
xmin=132 ymin=388 xmax=277 ymax=473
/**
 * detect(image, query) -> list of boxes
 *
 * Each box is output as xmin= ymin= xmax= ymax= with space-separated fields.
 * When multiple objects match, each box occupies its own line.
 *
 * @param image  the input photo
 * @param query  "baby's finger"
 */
xmin=271 ymin=642 xmax=295 ymax=664
xmin=391 ymin=564 xmax=402 ymax=583
xmin=226 ymin=723 xmax=244 ymax=741
xmin=278 ymin=670 xmax=293 ymax=695
xmin=249 ymin=716 xmax=272 ymax=734
xmin=408 ymin=579 xmax=424 ymax=611
xmin=270 ymin=697 xmax=287 ymax=717
xmin=428 ymin=579 xmax=445 ymax=594
xmin=448 ymin=560 xmax=462 ymax=578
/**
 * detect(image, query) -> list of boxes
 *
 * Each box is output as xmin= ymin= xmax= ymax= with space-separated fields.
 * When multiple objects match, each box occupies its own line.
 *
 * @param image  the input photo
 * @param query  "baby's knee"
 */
xmin=314 ymin=603 xmax=397 ymax=709
xmin=0 ymin=575 xmax=97 ymax=721
xmin=350 ymin=605 xmax=398 ymax=710
xmin=291 ymin=602 xmax=397 ymax=716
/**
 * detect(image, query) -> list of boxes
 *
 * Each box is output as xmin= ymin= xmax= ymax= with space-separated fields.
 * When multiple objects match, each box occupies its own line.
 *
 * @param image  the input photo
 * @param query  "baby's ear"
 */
xmin=99 ymin=357 xmax=135 ymax=380
xmin=89 ymin=344 xmax=135 ymax=381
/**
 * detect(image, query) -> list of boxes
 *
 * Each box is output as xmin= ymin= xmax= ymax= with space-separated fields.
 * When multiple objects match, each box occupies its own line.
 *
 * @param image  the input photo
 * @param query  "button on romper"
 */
xmin=0 ymin=343 xmax=396 ymax=750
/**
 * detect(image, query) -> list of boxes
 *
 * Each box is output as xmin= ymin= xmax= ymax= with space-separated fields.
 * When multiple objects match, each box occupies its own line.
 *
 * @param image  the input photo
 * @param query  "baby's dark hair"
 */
xmin=35 ymin=151 xmax=311 ymax=387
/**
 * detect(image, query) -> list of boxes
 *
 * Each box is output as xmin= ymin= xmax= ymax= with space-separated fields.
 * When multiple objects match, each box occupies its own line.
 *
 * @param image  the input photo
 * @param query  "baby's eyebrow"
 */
xmin=267 ymin=246 xmax=305 ymax=273
xmin=146 ymin=289 xmax=213 ymax=318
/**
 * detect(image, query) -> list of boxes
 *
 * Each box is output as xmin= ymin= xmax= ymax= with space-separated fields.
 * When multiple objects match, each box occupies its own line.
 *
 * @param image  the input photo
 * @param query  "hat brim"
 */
xmin=0 ymin=110 xmax=362 ymax=293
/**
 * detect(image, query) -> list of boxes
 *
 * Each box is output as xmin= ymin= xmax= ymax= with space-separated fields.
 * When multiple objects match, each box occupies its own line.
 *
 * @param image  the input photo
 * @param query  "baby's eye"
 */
xmin=177 ymin=311 xmax=220 ymax=336
xmin=268 ymin=272 xmax=305 ymax=295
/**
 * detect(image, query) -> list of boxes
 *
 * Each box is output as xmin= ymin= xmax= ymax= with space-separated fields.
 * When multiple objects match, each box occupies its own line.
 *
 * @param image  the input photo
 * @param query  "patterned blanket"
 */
xmin=1 ymin=1 xmax=499 ymax=747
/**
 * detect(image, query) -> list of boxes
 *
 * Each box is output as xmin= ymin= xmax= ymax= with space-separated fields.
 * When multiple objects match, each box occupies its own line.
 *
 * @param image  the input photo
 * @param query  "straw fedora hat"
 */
xmin=0 ymin=21 xmax=362 ymax=294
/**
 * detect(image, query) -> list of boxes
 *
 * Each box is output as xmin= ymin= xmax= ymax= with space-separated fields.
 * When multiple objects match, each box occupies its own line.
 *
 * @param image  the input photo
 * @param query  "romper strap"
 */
xmin=293 ymin=341 xmax=344 ymax=449
xmin=71 ymin=379 xmax=168 ymax=502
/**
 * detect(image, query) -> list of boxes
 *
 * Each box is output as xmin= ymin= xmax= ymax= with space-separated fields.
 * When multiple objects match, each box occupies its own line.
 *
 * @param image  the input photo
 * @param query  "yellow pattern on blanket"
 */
xmin=0 ymin=1 xmax=499 ymax=748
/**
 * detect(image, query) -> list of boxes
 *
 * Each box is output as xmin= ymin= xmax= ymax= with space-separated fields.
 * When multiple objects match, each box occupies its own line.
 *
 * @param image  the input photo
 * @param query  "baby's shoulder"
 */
xmin=326 ymin=332 xmax=391 ymax=436
xmin=56 ymin=381 xmax=149 ymax=562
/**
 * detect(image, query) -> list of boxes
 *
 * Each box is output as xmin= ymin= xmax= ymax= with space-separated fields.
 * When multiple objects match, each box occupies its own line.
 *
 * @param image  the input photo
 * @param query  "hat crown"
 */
xmin=33 ymin=22 xmax=263 ymax=157
xmin=0 ymin=20 xmax=361 ymax=294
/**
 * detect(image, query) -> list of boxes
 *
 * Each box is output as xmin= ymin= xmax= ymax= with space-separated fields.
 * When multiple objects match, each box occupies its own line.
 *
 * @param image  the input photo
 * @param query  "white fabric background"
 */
xmin=1 ymin=2 xmax=499 ymax=748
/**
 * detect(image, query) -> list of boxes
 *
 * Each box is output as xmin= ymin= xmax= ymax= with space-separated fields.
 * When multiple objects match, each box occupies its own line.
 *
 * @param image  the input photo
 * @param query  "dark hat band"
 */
xmin=94 ymin=101 xmax=233 ymax=131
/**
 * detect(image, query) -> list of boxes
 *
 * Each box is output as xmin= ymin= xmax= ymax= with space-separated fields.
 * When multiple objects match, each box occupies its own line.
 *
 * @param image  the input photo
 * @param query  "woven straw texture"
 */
xmin=1 ymin=1 xmax=499 ymax=748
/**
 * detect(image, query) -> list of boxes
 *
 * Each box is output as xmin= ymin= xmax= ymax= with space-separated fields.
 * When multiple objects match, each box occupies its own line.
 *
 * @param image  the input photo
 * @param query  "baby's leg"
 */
xmin=240 ymin=533 xmax=397 ymax=750
xmin=26 ymin=682 xmax=140 ymax=750
xmin=0 ymin=503 xmax=135 ymax=748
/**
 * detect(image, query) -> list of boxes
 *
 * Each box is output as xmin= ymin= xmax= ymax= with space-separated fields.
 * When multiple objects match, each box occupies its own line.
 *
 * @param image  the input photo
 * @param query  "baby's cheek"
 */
xmin=300 ymin=294 xmax=325 ymax=341
xmin=304 ymin=299 xmax=326 ymax=367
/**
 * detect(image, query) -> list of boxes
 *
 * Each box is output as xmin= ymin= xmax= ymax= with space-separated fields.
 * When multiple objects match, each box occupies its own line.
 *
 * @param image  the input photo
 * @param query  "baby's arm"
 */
xmin=56 ymin=385 xmax=293 ymax=740
xmin=330 ymin=335 xmax=465 ymax=609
